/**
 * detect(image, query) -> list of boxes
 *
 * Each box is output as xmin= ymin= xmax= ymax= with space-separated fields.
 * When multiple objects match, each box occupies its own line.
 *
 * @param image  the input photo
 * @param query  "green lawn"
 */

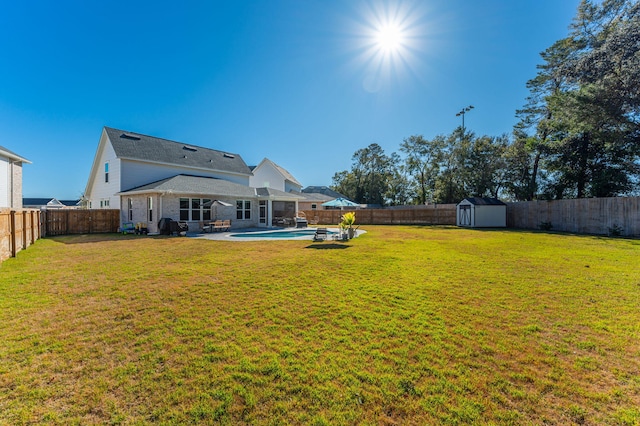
xmin=1 ymin=226 xmax=639 ymax=425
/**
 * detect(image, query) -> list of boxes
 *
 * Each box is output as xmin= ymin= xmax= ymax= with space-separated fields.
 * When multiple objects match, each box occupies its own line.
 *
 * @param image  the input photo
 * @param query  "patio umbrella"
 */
xmin=321 ymin=198 xmax=359 ymax=209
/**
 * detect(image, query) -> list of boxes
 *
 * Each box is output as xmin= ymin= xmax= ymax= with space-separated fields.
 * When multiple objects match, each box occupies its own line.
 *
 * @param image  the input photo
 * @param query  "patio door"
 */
xmin=259 ymin=201 xmax=268 ymax=227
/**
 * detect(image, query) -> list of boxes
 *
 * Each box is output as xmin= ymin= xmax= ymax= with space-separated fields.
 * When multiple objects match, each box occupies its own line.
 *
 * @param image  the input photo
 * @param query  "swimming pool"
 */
xmin=229 ymin=228 xmax=336 ymax=239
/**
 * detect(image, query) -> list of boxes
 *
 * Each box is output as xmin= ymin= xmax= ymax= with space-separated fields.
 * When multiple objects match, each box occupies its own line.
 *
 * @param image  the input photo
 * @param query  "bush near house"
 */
xmin=0 ymin=227 xmax=639 ymax=424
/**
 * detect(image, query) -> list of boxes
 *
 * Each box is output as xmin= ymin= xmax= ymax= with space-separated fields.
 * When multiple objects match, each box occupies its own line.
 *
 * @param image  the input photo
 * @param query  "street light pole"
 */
xmin=455 ymin=105 xmax=474 ymax=135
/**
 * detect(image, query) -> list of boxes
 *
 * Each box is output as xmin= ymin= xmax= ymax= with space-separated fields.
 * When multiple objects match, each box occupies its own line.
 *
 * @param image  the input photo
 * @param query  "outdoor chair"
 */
xmin=221 ymin=220 xmax=231 ymax=231
xmin=313 ymin=227 xmax=328 ymax=241
xmin=212 ymin=220 xmax=224 ymax=231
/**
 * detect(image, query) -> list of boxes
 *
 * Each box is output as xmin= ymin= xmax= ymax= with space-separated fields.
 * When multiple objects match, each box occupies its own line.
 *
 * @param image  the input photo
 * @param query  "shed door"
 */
xmin=459 ymin=205 xmax=471 ymax=226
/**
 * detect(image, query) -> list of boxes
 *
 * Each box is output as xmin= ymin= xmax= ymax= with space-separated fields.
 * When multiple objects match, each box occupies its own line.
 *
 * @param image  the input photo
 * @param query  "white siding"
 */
xmin=86 ymin=139 xmax=121 ymax=209
xmin=250 ymin=162 xmax=285 ymax=191
xmin=475 ymin=205 xmax=507 ymax=227
xmin=121 ymin=160 xmax=250 ymax=190
xmin=284 ymin=181 xmax=302 ymax=193
xmin=0 ymin=156 xmax=8 ymax=208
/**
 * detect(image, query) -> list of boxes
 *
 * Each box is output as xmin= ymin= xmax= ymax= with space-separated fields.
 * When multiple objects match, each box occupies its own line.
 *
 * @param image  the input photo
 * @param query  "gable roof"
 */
xmin=0 ymin=145 xmax=31 ymax=163
xmin=253 ymin=158 xmax=301 ymax=187
xmin=104 ymin=127 xmax=251 ymax=176
xmin=302 ymin=186 xmax=347 ymax=199
xmin=461 ymin=197 xmax=506 ymax=206
xmin=296 ymin=192 xmax=335 ymax=202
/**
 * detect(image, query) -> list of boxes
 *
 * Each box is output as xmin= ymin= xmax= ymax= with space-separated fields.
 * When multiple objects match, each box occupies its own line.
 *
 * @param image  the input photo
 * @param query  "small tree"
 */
xmin=340 ymin=212 xmax=356 ymax=239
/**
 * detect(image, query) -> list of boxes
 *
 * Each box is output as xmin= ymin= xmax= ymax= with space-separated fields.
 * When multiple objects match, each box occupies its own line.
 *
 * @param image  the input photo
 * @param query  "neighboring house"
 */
xmin=299 ymin=186 xmax=356 ymax=211
xmin=0 ymin=145 xmax=31 ymax=209
xmin=249 ymin=158 xmax=302 ymax=193
xmin=23 ymin=198 xmax=81 ymax=210
xmin=302 ymin=186 xmax=347 ymax=199
xmin=85 ymin=127 xmax=304 ymax=233
xmin=297 ymin=191 xmax=335 ymax=211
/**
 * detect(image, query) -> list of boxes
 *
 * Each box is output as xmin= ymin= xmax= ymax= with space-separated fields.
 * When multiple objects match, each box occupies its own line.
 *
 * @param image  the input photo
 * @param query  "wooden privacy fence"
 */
xmin=42 ymin=209 xmax=120 ymax=236
xmin=302 ymin=204 xmax=457 ymax=226
xmin=507 ymin=197 xmax=640 ymax=237
xmin=0 ymin=209 xmax=41 ymax=262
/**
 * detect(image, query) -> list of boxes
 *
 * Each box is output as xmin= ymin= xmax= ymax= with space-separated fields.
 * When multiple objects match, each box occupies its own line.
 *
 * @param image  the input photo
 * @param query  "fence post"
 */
xmin=10 ymin=210 xmax=17 ymax=258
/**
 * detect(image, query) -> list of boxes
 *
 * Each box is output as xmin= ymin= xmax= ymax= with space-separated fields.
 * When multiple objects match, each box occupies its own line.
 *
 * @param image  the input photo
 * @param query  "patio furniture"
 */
xmin=220 ymin=220 xmax=231 ymax=231
xmin=313 ymin=228 xmax=328 ymax=241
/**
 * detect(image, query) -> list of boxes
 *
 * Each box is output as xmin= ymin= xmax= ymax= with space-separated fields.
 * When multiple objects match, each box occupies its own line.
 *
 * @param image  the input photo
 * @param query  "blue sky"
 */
xmin=1 ymin=0 xmax=580 ymax=199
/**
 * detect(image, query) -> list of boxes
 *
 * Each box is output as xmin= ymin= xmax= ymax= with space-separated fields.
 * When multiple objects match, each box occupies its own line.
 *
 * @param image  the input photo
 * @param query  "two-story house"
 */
xmin=84 ymin=127 xmax=302 ymax=233
xmin=0 ymin=145 xmax=31 ymax=209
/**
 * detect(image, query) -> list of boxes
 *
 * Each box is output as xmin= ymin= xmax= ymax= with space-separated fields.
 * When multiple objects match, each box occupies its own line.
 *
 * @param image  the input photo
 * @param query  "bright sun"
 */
xmin=375 ymin=24 xmax=404 ymax=52
xmin=348 ymin=1 xmax=431 ymax=92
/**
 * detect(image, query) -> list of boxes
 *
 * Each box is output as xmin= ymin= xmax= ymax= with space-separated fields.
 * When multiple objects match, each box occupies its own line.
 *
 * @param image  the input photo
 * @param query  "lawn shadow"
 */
xmin=305 ymin=243 xmax=351 ymax=250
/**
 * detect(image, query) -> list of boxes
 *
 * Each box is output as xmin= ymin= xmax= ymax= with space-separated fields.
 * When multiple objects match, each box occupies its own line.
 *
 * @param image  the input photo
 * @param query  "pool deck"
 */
xmin=187 ymin=227 xmax=365 ymax=241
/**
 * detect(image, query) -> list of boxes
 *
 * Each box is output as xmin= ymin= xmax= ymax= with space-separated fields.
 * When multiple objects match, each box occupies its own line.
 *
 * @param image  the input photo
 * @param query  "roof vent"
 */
xmin=121 ymin=133 xmax=141 ymax=140
xmin=223 ymin=153 xmax=235 ymax=159
xmin=183 ymin=145 xmax=197 ymax=152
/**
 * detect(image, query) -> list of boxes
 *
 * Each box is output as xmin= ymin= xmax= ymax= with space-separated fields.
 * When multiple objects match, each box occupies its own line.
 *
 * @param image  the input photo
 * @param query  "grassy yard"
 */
xmin=0 ymin=226 xmax=639 ymax=425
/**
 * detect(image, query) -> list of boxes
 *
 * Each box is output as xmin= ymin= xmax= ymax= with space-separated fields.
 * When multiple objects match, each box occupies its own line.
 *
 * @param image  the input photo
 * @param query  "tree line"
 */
xmin=332 ymin=0 xmax=640 ymax=205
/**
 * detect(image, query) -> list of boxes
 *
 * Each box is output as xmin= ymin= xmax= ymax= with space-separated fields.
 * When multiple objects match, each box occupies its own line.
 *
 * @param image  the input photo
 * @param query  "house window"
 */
xmin=128 ymin=198 xmax=133 ymax=221
xmin=236 ymin=200 xmax=251 ymax=220
xmin=179 ymin=197 xmax=211 ymax=221
xmin=148 ymin=197 xmax=153 ymax=222
xmin=311 ymin=204 xmax=317 ymax=210
xmin=191 ymin=199 xmax=201 ymax=221
xmin=202 ymin=199 xmax=212 ymax=221
xmin=179 ymin=198 xmax=190 ymax=220
xmin=105 ymin=162 xmax=109 ymax=183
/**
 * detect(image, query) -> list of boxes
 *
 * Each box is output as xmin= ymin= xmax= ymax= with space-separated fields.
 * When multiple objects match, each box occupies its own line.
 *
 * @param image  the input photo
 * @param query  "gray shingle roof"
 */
xmin=296 ymin=192 xmax=335 ymax=202
xmin=302 ymin=186 xmax=346 ymax=199
xmin=121 ymin=175 xmax=306 ymax=200
xmin=255 ymin=187 xmax=303 ymax=199
xmin=104 ymin=127 xmax=251 ymax=176
xmin=463 ymin=197 xmax=506 ymax=206
xmin=120 ymin=175 xmax=258 ymax=198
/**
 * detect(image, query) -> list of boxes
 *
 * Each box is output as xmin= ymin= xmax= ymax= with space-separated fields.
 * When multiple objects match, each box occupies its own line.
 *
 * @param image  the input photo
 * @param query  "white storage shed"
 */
xmin=457 ymin=197 xmax=506 ymax=228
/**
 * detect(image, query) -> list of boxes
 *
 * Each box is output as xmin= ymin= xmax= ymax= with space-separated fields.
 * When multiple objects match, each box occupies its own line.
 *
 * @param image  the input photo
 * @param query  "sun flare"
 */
xmin=375 ymin=24 xmax=404 ymax=52
xmin=346 ymin=1 xmax=431 ymax=92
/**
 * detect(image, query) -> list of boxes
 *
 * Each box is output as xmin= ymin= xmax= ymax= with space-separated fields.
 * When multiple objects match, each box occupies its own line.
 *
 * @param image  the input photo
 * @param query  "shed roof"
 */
xmin=461 ymin=197 xmax=506 ymax=206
